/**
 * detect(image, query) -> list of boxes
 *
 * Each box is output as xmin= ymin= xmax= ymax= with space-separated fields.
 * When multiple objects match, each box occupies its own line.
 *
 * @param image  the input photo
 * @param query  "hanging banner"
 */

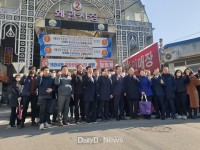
xmin=40 ymin=45 xmax=112 ymax=58
xmin=0 ymin=63 xmax=8 ymax=83
xmin=4 ymin=47 xmax=13 ymax=64
xmin=123 ymin=43 xmax=160 ymax=73
xmin=41 ymin=58 xmax=114 ymax=70
xmin=39 ymin=34 xmax=112 ymax=48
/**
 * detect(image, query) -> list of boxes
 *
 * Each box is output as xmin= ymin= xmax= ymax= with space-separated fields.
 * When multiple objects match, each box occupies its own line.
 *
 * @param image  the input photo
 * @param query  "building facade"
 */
xmin=163 ymin=37 xmax=200 ymax=73
xmin=0 ymin=0 xmax=153 ymax=71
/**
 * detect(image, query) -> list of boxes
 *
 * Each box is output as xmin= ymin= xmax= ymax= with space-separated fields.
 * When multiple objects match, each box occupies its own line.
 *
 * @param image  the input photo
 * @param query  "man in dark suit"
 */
xmin=124 ymin=67 xmax=141 ymax=119
xmin=93 ymin=69 xmax=100 ymax=119
xmin=83 ymin=66 xmax=97 ymax=124
xmin=152 ymin=68 xmax=166 ymax=120
xmin=162 ymin=67 xmax=177 ymax=119
xmin=97 ymin=68 xmax=113 ymax=121
xmin=111 ymin=66 xmax=124 ymax=121
xmin=72 ymin=64 xmax=85 ymax=124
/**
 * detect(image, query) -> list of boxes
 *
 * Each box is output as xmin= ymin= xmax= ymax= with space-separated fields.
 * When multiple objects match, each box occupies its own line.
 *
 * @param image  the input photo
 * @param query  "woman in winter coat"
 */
xmin=97 ymin=68 xmax=113 ymax=121
xmin=184 ymin=68 xmax=200 ymax=119
xmin=138 ymin=69 xmax=153 ymax=119
xmin=9 ymin=74 xmax=22 ymax=127
xmin=174 ymin=69 xmax=189 ymax=120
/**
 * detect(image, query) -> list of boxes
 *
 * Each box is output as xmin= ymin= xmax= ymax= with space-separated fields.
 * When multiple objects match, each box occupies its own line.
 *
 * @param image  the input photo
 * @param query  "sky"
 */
xmin=141 ymin=0 xmax=200 ymax=45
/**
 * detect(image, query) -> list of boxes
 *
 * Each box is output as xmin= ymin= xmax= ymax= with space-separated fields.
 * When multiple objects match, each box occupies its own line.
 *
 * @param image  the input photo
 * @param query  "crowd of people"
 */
xmin=8 ymin=64 xmax=200 ymax=130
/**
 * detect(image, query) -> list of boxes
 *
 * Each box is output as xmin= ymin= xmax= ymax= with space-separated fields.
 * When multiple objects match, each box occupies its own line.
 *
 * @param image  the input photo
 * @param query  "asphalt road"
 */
xmin=0 ymin=105 xmax=200 ymax=150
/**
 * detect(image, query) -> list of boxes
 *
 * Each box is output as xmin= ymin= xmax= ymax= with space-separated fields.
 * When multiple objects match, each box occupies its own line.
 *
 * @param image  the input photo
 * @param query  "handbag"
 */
xmin=139 ymin=94 xmax=152 ymax=115
xmin=17 ymin=101 xmax=23 ymax=120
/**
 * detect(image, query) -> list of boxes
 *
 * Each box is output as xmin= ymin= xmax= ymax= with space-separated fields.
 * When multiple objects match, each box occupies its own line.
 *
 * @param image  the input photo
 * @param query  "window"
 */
xmin=1 ymin=0 xmax=20 ymax=8
xmin=0 ymin=0 xmax=5 ymax=7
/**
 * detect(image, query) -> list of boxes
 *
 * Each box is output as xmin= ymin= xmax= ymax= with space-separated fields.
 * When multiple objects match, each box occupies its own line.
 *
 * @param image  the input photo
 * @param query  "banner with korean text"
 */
xmin=39 ymin=34 xmax=112 ymax=48
xmin=41 ymin=58 xmax=114 ymax=70
xmin=123 ymin=43 xmax=160 ymax=73
xmin=40 ymin=45 xmax=111 ymax=58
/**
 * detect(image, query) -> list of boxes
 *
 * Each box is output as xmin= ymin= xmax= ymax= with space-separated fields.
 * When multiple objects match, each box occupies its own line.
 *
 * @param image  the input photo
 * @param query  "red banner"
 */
xmin=123 ymin=43 xmax=160 ymax=73
xmin=96 ymin=59 xmax=114 ymax=69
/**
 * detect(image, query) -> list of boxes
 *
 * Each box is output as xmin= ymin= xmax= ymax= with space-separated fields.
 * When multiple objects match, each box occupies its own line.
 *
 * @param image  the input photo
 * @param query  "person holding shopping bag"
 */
xmin=138 ymin=69 xmax=153 ymax=119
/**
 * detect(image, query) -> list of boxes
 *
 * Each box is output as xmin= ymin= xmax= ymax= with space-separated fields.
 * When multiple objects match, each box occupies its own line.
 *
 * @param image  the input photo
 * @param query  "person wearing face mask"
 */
xmin=19 ymin=66 xmax=38 ymax=128
xmin=184 ymin=68 xmax=200 ymax=119
xmin=195 ymin=68 xmax=200 ymax=112
xmin=50 ymin=70 xmax=56 ymax=78
xmin=8 ymin=74 xmax=22 ymax=127
xmin=174 ymin=70 xmax=190 ymax=120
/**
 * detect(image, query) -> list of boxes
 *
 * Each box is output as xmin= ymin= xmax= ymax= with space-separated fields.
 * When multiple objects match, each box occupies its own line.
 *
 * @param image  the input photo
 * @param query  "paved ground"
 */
xmin=0 ymin=105 xmax=200 ymax=150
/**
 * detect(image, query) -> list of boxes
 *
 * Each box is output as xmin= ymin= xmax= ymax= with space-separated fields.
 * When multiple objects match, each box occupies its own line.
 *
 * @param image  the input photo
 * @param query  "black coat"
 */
xmin=175 ymin=76 xmax=189 ymax=93
xmin=36 ymin=75 xmax=55 ymax=98
xmin=19 ymin=75 xmax=37 ymax=96
xmin=162 ymin=74 xmax=176 ymax=99
xmin=123 ymin=75 xmax=141 ymax=100
xmin=151 ymin=75 xmax=165 ymax=96
xmin=111 ymin=74 xmax=123 ymax=96
xmin=9 ymin=80 xmax=21 ymax=107
xmin=72 ymin=72 xmax=85 ymax=95
xmin=97 ymin=76 xmax=112 ymax=101
xmin=83 ymin=75 xmax=97 ymax=101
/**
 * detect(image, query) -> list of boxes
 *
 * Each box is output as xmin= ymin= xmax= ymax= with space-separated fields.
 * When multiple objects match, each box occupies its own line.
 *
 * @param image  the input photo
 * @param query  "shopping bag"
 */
xmin=139 ymin=94 xmax=152 ymax=115
xmin=17 ymin=101 xmax=23 ymax=120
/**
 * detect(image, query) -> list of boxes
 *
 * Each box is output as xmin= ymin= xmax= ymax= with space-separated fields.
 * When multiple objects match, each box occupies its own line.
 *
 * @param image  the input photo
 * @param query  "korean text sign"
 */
xmin=41 ymin=58 xmax=114 ymax=70
xmin=123 ymin=43 xmax=160 ymax=72
xmin=55 ymin=10 xmax=99 ymax=22
xmin=39 ymin=34 xmax=112 ymax=48
xmin=40 ymin=45 xmax=111 ymax=58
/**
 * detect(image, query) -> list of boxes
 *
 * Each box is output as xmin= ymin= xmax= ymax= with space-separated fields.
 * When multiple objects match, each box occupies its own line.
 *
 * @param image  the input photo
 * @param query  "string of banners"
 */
xmin=41 ymin=58 xmax=114 ymax=70
xmin=40 ymin=45 xmax=111 ymax=58
xmin=39 ymin=34 xmax=113 ymax=68
xmin=39 ymin=34 xmax=112 ymax=48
